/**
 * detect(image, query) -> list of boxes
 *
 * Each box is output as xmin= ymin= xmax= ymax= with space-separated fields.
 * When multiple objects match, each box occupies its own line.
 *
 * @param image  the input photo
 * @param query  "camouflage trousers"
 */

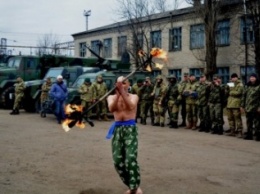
xmin=140 ymin=100 xmax=153 ymax=120
xmin=168 ymin=100 xmax=179 ymax=122
xmin=226 ymin=108 xmax=243 ymax=131
xmin=209 ymin=103 xmax=223 ymax=128
xmin=185 ymin=103 xmax=198 ymax=123
xmin=245 ymin=112 xmax=260 ymax=134
xmin=112 ymin=125 xmax=140 ymax=190
xmin=198 ymin=105 xmax=211 ymax=128
xmin=13 ymin=93 xmax=23 ymax=110
xmin=153 ymin=99 xmax=165 ymax=124
xmin=96 ymin=99 xmax=107 ymax=116
xmin=81 ymin=100 xmax=92 ymax=117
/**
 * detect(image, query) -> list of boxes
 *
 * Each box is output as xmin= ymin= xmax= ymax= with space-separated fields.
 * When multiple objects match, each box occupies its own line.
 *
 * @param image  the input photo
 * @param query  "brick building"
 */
xmin=72 ymin=0 xmax=255 ymax=83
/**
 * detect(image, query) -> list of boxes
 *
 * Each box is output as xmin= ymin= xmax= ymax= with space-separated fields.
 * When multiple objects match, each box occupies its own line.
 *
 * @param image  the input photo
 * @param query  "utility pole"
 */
xmin=243 ymin=0 xmax=248 ymax=84
xmin=83 ymin=10 xmax=91 ymax=31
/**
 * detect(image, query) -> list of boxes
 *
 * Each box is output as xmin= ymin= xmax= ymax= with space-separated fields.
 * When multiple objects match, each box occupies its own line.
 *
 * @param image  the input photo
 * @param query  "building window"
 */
xmin=152 ymin=70 xmax=161 ymax=77
xmin=118 ymin=36 xmax=127 ymax=57
xmin=134 ymin=33 xmax=143 ymax=50
xmin=151 ymin=30 xmax=161 ymax=48
xmin=216 ymin=19 xmax=230 ymax=46
xmin=169 ymin=27 xmax=182 ymax=51
xmin=168 ymin=69 xmax=181 ymax=81
xmin=189 ymin=68 xmax=202 ymax=80
xmin=91 ymin=40 xmax=102 ymax=56
xmin=240 ymin=66 xmax=256 ymax=83
xmin=190 ymin=24 xmax=205 ymax=49
xmin=103 ymin=38 xmax=112 ymax=58
xmin=79 ymin=42 xmax=86 ymax=57
xmin=217 ymin=67 xmax=229 ymax=84
xmin=241 ymin=17 xmax=254 ymax=44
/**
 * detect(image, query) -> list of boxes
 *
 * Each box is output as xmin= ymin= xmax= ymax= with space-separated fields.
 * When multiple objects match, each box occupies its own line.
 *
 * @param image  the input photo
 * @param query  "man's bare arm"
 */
xmin=107 ymin=94 xmax=119 ymax=112
xmin=119 ymin=89 xmax=139 ymax=110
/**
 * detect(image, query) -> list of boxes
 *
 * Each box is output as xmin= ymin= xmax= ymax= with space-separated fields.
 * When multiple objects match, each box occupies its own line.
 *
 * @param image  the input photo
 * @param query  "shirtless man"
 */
xmin=107 ymin=76 xmax=143 ymax=194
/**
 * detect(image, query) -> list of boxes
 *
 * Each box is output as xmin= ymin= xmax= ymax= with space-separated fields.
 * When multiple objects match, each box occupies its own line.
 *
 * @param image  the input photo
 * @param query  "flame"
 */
xmin=145 ymin=64 xmax=152 ymax=72
xmin=155 ymin=63 xmax=164 ymax=69
xmin=62 ymin=104 xmax=85 ymax=132
xmin=150 ymin=48 xmax=167 ymax=60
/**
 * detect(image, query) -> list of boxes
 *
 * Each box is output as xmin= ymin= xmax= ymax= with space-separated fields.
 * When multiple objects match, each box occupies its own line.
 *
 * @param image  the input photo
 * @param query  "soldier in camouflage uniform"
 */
xmin=10 ymin=76 xmax=26 ymax=115
xmin=178 ymin=73 xmax=189 ymax=127
xmin=165 ymin=74 xmax=181 ymax=128
xmin=139 ymin=77 xmax=154 ymax=125
xmin=207 ymin=75 xmax=226 ymax=135
xmin=196 ymin=74 xmax=211 ymax=132
xmin=131 ymin=79 xmax=143 ymax=123
xmin=78 ymin=78 xmax=96 ymax=118
xmin=241 ymin=73 xmax=260 ymax=141
xmin=40 ymin=77 xmax=52 ymax=113
xmin=151 ymin=75 xmax=167 ymax=127
xmin=93 ymin=75 xmax=110 ymax=121
xmin=183 ymin=74 xmax=199 ymax=130
xmin=226 ymin=73 xmax=244 ymax=137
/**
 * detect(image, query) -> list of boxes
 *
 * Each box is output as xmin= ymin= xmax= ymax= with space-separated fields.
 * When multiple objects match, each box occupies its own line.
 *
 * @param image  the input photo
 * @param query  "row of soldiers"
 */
xmin=130 ymin=73 xmax=260 ymax=141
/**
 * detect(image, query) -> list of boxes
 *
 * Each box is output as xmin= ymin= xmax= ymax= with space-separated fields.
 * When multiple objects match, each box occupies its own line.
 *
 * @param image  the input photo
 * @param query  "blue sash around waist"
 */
xmin=106 ymin=119 xmax=136 ymax=139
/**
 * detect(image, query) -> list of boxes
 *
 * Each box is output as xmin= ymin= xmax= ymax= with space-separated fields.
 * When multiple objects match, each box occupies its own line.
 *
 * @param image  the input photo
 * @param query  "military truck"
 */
xmin=0 ymin=55 xmax=100 ymax=108
xmin=66 ymin=70 xmax=152 ymax=105
xmin=1 ymin=65 xmax=101 ymax=112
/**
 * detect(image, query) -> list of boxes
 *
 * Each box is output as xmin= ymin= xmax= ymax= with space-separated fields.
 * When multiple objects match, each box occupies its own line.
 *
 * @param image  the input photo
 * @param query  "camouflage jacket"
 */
xmin=139 ymin=83 xmax=154 ymax=100
xmin=152 ymin=83 xmax=167 ymax=103
xmin=166 ymin=83 xmax=180 ymax=102
xmin=241 ymin=81 xmax=260 ymax=112
xmin=196 ymin=81 xmax=210 ymax=106
xmin=183 ymin=80 xmax=199 ymax=104
xmin=227 ymin=80 xmax=243 ymax=108
xmin=14 ymin=81 xmax=25 ymax=95
xmin=131 ymin=83 xmax=142 ymax=97
xmin=40 ymin=82 xmax=52 ymax=102
xmin=207 ymin=83 xmax=225 ymax=105
xmin=78 ymin=84 xmax=96 ymax=102
xmin=93 ymin=82 xmax=108 ymax=99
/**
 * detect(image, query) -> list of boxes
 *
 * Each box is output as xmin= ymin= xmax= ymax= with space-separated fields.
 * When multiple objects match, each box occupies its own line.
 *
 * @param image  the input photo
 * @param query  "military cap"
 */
xmin=96 ymin=75 xmax=103 ymax=79
xmin=156 ymin=75 xmax=163 ymax=79
xmin=84 ymin=78 xmax=91 ymax=83
xmin=166 ymin=74 xmax=176 ymax=79
xmin=250 ymin=73 xmax=258 ymax=78
xmin=231 ymin=73 xmax=238 ymax=78
xmin=183 ymin=73 xmax=189 ymax=77
xmin=200 ymin=73 xmax=206 ymax=77
xmin=137 ymin=79 xmax=143 ymax=83
xmin=213 ymin=74 xmax=220 ymax=79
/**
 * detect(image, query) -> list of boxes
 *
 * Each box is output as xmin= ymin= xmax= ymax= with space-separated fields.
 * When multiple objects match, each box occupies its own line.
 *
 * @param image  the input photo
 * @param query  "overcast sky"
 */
xmin=0 ymin=0 xmax=189 ymax=55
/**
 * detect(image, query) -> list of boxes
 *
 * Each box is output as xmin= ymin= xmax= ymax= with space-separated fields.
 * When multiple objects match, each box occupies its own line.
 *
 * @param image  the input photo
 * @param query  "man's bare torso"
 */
xmin=108 ymin=94 xmax=138 ymax=121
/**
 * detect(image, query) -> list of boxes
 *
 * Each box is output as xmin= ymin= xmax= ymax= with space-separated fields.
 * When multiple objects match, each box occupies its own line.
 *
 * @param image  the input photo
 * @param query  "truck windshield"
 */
xmin=44 ymin=69 xmax=63 ymax=79
xmin=7 ymin=57 xmax=21 ymax=69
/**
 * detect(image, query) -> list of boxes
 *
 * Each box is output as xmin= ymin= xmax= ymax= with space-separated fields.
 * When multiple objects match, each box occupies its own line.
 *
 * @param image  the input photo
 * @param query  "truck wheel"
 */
xmin=1 ymin=87 xmax=15 ymax=109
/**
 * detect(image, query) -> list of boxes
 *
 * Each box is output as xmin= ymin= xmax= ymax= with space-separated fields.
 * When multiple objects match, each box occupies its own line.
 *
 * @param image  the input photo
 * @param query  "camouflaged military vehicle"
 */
xmin=0 ymin=55 xmax=99 ymax=109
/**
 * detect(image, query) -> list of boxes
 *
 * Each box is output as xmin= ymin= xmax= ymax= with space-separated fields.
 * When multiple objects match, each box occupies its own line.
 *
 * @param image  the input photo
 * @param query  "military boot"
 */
xmin=244 ymin=131 xmax=253 ymax=140
xmin=10 ymin=109 xmax=16 ymax=115
xmin=151 ymin=118 xmax=154 ymax=126
xmin=103 ymin=115 xmax=110 ymax=121
xmin=211 ymin=126 xmax=218 ymax=134
xmin=255 ymin=131 xmax=260 ymax=141
xmin=170 ymin=121 xmax=178 ymax=129
xmin=198 ymin=122 xmax=205 ymax=132
xmin=218 ymin=126 xmax=223 ymax=135
xmin=142 ymin=118 xmax=146 ymax=125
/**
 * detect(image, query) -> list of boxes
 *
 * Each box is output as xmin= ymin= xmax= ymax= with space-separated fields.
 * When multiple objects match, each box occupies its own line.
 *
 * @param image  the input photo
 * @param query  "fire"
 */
xmin=62 ymin=104 xmax=85 ymax=132
xmin=150 ymin=48 xmax=167 ymax=60
xmin=155 ymin=63 xmax=164 ymax=69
